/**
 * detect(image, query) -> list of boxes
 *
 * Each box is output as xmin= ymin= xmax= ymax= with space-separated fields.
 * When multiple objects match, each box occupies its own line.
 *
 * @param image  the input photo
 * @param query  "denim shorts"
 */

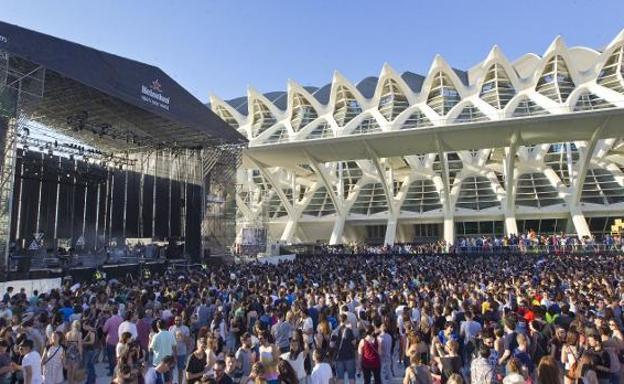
xmin=177 ymin=354 xmax=186 ymax=371
xmin=335 ymin=358 xmax=356 ymax=379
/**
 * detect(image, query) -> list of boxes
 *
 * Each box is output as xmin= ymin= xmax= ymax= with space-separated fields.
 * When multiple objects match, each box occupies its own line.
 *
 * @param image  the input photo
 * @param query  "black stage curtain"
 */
xmin=126 ymin=171 xmax=140 ymax=238
xmin=111 ymin=170 xmax=124 ymax=239
xmin=9 ymin=152 xmax=22 ymax=244
xmin=10 ymin=152 xmax=202 ymax=256
xmin=170 ymin=180 xmax=181 ymax=237
xmin=142 ymin=174 xmax=154 ymax=238
xmin=154 ymin=176 xmax=168 ymax=239
xmin=186 ymin=183 xmax=201 ymax=259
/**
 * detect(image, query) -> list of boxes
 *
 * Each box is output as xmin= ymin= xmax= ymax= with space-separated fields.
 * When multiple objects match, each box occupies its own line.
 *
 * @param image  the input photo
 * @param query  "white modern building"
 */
xmin=210 ymin=31 xmax=624 ymax=246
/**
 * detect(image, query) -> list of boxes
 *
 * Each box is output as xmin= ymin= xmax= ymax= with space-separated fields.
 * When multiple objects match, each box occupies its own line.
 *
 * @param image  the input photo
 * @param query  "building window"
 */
xmin=378 ymin=79 xmax=409 ymax=121
xmin=426 ymin=71 xmax=461 ymax=115
xmin=291 ymin=94 xmax=318 ymax=132
xmin=333 ymin=85 xmax=362 ymax=126
xmin=535 ymin=55 xmax=575 ymax=103
xmin=479 ymin=63 xmax=516 ymax=109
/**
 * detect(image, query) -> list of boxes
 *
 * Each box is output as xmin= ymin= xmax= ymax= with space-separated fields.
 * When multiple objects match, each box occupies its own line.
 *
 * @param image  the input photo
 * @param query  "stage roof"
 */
xmin=0 ymin=20 xmax=246 ymax=149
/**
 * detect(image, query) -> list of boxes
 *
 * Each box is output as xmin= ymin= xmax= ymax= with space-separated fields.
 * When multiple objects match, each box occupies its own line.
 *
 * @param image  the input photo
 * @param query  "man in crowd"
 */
xmin=150 ymin=320 xmax=177 ymax=368
xmin=144 ymin=355 xmax=176 ymax=384
xmin=103 ymin=305 xmax=123 ymax=376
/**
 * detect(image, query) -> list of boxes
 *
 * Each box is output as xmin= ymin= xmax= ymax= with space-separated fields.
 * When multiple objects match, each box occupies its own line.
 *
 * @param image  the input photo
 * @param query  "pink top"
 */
xmin=103 ymin=315 xmax=123 ymax=346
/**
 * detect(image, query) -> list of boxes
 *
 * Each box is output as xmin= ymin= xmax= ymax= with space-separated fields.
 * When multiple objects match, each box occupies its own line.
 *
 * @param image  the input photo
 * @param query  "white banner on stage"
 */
xmin=0 ymin=278 xmax=62 ymax=296
xmin=256 ymin=254 xmax=296 ymax=265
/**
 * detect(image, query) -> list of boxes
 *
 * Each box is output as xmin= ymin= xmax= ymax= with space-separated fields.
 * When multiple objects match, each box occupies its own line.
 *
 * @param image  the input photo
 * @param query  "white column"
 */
xmin=443 ymin=216 xmax=454 ymax=245
xmin=570 ymin=204 xmax=591 ymax=238
xmin=329 ymin=215 xmax=346 ymax=245
xmin=505 ymin=217 xmax=519 ymax=236
xmin=504 ymin=131 xmax=520 ymax=237
xmin=280 ymin=219 xmax=298 ymax=243
xmin=384 ymin=217 xmax=398 ymax=245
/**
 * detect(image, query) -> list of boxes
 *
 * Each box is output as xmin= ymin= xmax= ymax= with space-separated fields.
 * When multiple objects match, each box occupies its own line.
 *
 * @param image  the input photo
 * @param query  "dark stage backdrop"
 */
xmin=11 ymin=149 xmax=200 ymax=256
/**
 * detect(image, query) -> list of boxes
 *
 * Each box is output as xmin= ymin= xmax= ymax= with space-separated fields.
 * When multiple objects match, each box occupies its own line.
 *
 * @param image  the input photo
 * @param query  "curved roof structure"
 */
xmin=212 ymin=31 xmax=624 ymax=246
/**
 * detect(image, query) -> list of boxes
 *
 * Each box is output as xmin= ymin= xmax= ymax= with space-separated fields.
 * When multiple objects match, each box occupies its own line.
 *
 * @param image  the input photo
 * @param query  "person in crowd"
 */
xmin=280 ymin=337 xmax=306 ymax=384
xmin=215 ymin=359 xmax=234 ymax=384
xmin=470 ymin=345 xmax=495 ymax=384
xmin=137 ymin=309 xmax=153 ymax=356
xmin=536 ymin=356 xmax=561 ymax=384
xmin=186 ymin=337 xmax=208 ymax=384
xmin=402 ymin=352 xmax=432 ymax=384
xmin=149 ymin=320 xmax=177 ymax=368
xmin=358 ymin=325 xmax=381 ymax=384
xmin=272 ymin=311 xmax=292 ymax=354
xmin=258 ymin=330 xmax=279 ymax=384
xmin=572 ymin=352 xmax=599 ymax=384
xmin=236 ymin=333 xmax=256 ymax=384
xmin=104 ymin=306 xmax=123 ymax=376
xmin=170 ymin=315 xmax=191 ymax=384
xmin=332 ymin=313 xmax=357 ymax=384
xmin=41 ymin=331 xmax=63 ymax=384
xmin=11 ymin=339 xmax=42 ymax=384
xmin=503 ymin=357 xmax=525 ymax=384
xmin=0 ymin=340 xmax=12 ymax=383
xmin=82 ymin=320 xmax=97 ymax=384
xmin=310 ymin=349 xmax=332 ymax=384
xmin=377 ymin=322 xmax=393 ymax=384
xmin=64 ymin=320 xmax=83 ymax=384
xmin=118 ymin=310 xmax=138 ymax=342
xmin=144 ymin=355 xmax=176 ymax=384
xmin=2 ymin=287 xmax=13 ymax=305
xmin=277 ymin=359 xmax=298 ymax=384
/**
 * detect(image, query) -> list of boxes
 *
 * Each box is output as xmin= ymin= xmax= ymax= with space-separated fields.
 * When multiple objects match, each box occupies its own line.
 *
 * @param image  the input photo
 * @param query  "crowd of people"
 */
xmin=0 ymin=250 xmax=624 ymax=384
xmin=318 ymin=231 xmax=623 ymax=255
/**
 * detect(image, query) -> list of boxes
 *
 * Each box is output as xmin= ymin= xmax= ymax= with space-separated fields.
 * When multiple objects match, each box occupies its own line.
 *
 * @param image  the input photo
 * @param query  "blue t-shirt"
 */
xmin=144 ymin=367 xmax=164 ymax=384
xmin=59 ymin=307 xmax=74 ymax=322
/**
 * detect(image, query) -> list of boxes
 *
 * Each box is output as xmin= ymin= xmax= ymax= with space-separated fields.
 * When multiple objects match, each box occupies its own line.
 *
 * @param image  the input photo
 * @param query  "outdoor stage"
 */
xmin=0 ymin=21 xmax=246 ymax=281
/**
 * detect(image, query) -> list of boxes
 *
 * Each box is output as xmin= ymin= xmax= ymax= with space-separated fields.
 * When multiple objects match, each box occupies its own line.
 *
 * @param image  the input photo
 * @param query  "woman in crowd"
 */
xmin=402 ymin=352 xmax=432 ymax=384
xmin=186 ymin=337 xmax=208 ymax=384
xmin=41 ymin=331 xmax=63 ymax=384
xmin=280 ymin=337 xmax=306 ymax=384
xmin=82 ymin=320 xmax=97 ymax=384
xmin=277 ymin=359 xmax=298 ymax=384
xmin=537 ymin=356 xmax=562 ymax=384
xmin=64 ymin=320 xmax=83 ymax=384
xmin=258 ymin=330 xmax=280 ymax=384
xmin=358 ymin=325 xmax=381 ymax=384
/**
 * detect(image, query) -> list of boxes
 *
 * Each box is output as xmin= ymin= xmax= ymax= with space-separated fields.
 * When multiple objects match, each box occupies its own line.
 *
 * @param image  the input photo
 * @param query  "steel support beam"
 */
xmin=304 ymin=150 xmax=344 ymax=216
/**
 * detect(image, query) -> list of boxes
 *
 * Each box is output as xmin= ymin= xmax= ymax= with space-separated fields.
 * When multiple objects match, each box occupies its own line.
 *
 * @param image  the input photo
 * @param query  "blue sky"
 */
xmin=2 ymin=1 xmax=624 ymax=102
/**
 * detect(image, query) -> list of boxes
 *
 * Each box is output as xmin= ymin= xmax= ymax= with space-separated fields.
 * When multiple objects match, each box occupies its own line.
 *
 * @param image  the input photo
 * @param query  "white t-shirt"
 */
xmin=302 ymin=317 xmax=314 ymax=344
xmin=22 ymin=351 xmax=43 ymax=384
xmin=281 ymin=351 xmax=306 ymax=380
xmin=118 ymin=320 xmax=138 ymax=340
xmin=311 ymin=362 xmax=333 ymax=384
